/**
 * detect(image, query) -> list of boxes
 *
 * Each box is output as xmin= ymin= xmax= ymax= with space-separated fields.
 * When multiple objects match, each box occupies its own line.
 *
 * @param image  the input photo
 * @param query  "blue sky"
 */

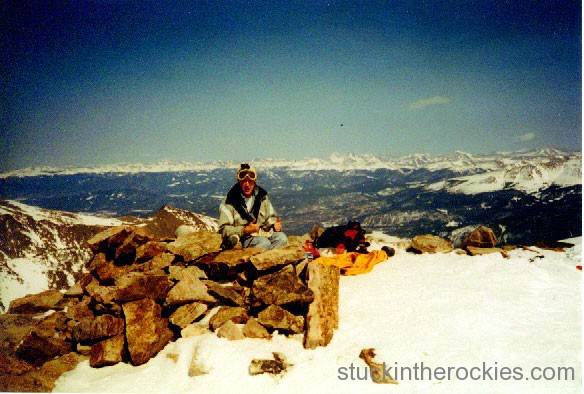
xmin=2 ymin=0 xmax=581 ymax=171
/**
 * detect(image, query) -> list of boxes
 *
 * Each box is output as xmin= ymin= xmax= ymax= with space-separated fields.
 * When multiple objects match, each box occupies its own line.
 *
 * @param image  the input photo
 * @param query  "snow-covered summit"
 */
xmin=52 ymin=236 xmax=582 ymax=394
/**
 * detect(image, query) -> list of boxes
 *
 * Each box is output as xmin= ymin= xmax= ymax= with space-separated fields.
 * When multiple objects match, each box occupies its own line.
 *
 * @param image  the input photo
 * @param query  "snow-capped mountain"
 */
xmin=0 ymin=200 xmax=218 ymax=313
xmin=0 ymin=147 xmax=580 ymax=246
xmin=0 ymin=200 xmax=122 ymax=313
xmin=1 ymin=148 xmax=580 ymax=184
xmin=427 ymin=149 xmax=581 ymax=194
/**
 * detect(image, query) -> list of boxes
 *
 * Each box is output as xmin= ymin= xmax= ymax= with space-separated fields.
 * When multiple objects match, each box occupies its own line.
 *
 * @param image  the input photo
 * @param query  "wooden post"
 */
xmin=303 ymin=262 xmax=340 ymax=349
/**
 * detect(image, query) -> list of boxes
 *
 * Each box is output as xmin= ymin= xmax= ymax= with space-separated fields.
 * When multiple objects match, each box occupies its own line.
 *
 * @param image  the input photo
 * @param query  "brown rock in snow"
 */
xmin=410 ymin=234 xmax=454 ymax=254
xmin=123 ymin=299 xmax=174 ymax=366
xmin=257 ymin=305 xmax=304 ymax=334
xmin=461 ymin=225 xmax=498 ymax=249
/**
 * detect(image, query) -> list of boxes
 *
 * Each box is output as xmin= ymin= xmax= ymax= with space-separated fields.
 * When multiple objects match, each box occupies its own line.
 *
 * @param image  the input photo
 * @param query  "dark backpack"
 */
xmin=314 ymin=220 xmax=370 ymax=253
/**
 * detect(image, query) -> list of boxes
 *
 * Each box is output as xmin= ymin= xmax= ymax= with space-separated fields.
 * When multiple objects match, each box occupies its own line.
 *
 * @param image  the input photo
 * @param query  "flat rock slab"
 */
xmin=166 ymin=231 xmax=222 ymax=262
xmin=169 ymin=303 xmax=208 ymax=328
xmin=114 ymin=272 xmax=171 ymax=302
xmin=166 ymin=271 xmax=217 ymax=305
xmin=212 ymin=248 xmax=265 ymax=266
xmin=252 ymin=269 xmax=313 ymax=306
xmin=410 ymin=234 xmax=454 ymax=254
xmin=250 ymin=246 xmax=306 ymax=271
xmin=168 ymin=266 xmax=208 ymax=281
xmin=87 ymin=225 xmax=135 ymax=252
xmin=209 ymin=306 xmax=248 ymax=331
xmin=206 ymin=282 xmax=246 ymax=306
xmin=135 ymin=241 xmax=168 ymax=262
xmin=466 ymin=246 xmax=508 ymax=258
xmin=8 ymin=290 xmax=64 ymax=314
xmin=195 ymin=248 xmax=264 ymax=280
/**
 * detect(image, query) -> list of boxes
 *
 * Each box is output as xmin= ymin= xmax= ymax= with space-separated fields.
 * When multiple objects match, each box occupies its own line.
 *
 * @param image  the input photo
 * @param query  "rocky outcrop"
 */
xmin=0 ymin=201 xmax=219 ymax=314
xmin=0 ymin=225 xmax=340 ymax=390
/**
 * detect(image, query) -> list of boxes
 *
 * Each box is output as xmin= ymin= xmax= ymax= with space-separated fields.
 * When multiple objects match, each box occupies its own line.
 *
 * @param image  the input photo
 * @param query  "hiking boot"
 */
xmin=221 ymin=235 xmax=239 ymax=250
xmin=382 ymin=246 xmax=395 ymax=257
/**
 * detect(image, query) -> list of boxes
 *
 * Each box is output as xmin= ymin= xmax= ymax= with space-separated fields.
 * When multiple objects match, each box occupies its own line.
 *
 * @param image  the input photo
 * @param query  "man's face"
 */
xmin=239 ymin=178 xmax=255 ymax=198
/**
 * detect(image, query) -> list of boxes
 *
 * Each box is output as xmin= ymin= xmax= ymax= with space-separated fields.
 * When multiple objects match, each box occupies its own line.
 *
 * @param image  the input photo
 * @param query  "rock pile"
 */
xmin=407 ymin=226 xmax=509 ymax=257
xmin=1 ymin=225 xmax=339 ymax=389
xmin=0 ymin=222 xmax=511 ymax=391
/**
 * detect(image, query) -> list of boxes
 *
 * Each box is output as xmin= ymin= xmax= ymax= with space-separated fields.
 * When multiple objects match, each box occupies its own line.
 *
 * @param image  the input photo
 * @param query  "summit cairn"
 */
xmin=0 ymin=226 xmax=340 ymax=390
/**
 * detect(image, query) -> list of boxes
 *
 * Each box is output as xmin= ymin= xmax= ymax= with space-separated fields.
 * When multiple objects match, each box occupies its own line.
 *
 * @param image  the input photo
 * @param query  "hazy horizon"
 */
xmin=1 ymin=146 xmax=580 ymax=176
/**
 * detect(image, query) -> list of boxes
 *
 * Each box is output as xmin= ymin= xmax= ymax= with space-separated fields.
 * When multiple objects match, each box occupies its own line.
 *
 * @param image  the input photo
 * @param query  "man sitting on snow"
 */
xmin=218 ymin=163 xmax=288 ymax=250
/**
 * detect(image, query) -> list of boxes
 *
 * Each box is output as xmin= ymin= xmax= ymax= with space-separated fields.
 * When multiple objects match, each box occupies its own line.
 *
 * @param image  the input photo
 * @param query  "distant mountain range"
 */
xmin=0 ymin=148 xmax=580 ymax=312
xmin=1 ymin=148 xmax=580 ymax=240
xmin=1 ymin=147 xmax=579 ymax=178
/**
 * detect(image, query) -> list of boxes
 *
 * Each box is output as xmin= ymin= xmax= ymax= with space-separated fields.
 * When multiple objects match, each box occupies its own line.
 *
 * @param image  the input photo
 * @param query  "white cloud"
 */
xmin=409 ymin=96 xmax=452 ymax=110
xmin=518 ymin=133 xmax=536 ymax=142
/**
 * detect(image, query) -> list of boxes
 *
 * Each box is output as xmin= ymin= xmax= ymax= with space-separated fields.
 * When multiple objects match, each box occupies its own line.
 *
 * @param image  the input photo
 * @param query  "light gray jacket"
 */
xmin=218 ymin=184 xmax=278 ymax=239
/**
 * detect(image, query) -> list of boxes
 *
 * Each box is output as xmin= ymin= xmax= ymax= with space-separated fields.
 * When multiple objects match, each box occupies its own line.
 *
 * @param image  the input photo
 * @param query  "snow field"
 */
xmin=53 ymin=238 xmax=582 ymax=394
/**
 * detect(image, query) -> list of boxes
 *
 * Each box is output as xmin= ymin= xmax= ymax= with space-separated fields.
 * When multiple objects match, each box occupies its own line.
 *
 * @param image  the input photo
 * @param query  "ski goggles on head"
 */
xmin=237 ymin=169 xmax=257 ymax=181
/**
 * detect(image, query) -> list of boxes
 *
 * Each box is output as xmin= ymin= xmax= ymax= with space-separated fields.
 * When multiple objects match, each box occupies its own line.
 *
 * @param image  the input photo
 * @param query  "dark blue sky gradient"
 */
xmin=2 ymin=1 xmax=581 ymax=171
